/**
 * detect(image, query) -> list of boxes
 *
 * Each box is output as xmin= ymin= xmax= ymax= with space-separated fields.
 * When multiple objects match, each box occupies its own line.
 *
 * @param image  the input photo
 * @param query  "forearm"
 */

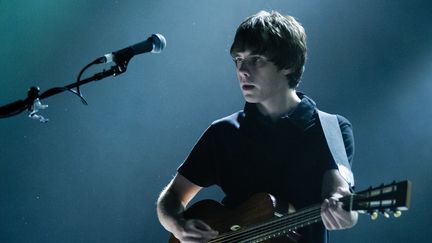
xmin=157 ymin=173 xmax=218 ymax=242
xmin=156 ymin=188 xmax=186 ymax=234
xmin=321 ymin=169 xmax=358 ymax=230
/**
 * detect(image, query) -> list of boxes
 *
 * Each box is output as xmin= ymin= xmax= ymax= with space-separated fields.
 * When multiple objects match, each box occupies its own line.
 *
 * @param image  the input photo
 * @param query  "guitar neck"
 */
xmin=170 ymin=180 xmax=411 ymax=243
xmin=210 ymin=204 xmax=323 ymax=243
xmin=211 ymin=178 xmax=412 ymax=243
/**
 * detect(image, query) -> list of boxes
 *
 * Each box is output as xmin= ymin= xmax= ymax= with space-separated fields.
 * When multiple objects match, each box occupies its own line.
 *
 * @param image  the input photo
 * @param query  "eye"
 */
xmin=250 ymin=56 xmax=264 ymax=65
xmin=232 ymin=57 xmax=243 ymax=65
xmin=232 ymin=55 xmax=267 ymax=67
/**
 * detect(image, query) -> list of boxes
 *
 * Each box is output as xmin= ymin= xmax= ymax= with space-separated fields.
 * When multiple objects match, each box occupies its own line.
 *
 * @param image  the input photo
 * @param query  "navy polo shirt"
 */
xmin=178 ymin=93 xmax=354 ymax=243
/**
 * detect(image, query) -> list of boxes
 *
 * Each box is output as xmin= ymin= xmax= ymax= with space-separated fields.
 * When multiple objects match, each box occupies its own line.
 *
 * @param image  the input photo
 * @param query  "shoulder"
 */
xmin=317 ymin=110 xmax=354 ymax=145
xmin=193 ymin=111 xmax=244 ymax=144
xmin=335 ymin=114 xmax=351 ymax=126
xmin=336 ymin=114 xmax=353 ymax=130
xmin=317 ymin=110 xmax=352 ymax=129
xmin=210 ymin=110 xmax=244 ymax=130
xmin=334 ymin=114 xmax=354 ymax=146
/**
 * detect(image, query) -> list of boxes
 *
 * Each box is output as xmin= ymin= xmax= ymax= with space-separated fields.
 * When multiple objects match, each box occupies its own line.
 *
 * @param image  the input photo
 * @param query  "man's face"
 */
xmin=233 ymin=50 xmax=292 ymax=104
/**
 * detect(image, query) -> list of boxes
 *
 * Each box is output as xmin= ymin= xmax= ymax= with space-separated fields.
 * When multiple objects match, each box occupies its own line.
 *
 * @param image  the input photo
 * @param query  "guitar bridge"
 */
xmin=230 ymin=224 xmax=241 ymax=231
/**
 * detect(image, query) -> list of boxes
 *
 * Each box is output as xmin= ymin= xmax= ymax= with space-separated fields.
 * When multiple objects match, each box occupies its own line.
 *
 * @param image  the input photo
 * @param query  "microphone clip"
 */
xmin=25 ymin=87 xmax=49 ymax=123
xmin=111 ymin=60 xmax=129 ymax=76
xmin=93 ymin=63 xmax=128 ymax=81
xmin=28 ymin=98 xmax=49 ymax=123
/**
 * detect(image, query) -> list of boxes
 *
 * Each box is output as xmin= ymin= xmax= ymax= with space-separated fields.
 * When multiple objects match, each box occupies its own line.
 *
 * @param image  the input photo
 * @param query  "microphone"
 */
xmin=101 ymin=33 xmax=166 ymax=64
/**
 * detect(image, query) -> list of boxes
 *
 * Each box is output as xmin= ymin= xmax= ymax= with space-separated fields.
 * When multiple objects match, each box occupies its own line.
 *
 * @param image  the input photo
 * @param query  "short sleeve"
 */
xmin=337 ymin=115 xmax=355 ymax=166
xmin=317 ymin=113 xmax=355 ymax=186
xmin=177 ymin=126 xmax=217 ymax=187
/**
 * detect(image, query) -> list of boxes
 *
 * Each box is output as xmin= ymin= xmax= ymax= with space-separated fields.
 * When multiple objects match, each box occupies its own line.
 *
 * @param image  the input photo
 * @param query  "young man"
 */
xmin=157 ymin=11 xmax=358 ymax=243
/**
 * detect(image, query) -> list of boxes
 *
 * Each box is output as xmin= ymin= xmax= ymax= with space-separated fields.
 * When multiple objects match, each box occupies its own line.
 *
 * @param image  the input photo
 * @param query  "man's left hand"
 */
xmin=321 ymin=187 xmax=358 ymax=230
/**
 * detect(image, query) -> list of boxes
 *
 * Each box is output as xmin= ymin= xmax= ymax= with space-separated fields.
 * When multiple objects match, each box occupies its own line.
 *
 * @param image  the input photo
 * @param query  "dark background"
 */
xmin=1 ymin=1 xmax=431 ymax=242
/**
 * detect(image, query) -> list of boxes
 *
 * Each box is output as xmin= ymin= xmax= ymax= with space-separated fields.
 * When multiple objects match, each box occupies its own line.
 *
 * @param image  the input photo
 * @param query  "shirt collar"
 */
xmin=243 ymin=92 xmax=317 ymax=130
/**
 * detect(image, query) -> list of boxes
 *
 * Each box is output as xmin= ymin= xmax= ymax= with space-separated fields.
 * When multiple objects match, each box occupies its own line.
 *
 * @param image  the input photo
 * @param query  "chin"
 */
xmin=243 ymin=96 xmax=259 ymax=103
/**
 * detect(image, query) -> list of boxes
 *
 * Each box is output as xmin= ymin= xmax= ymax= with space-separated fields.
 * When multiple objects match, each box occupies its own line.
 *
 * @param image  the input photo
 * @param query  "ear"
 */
xmin=280 ymin=68 xmax=293 ymax=76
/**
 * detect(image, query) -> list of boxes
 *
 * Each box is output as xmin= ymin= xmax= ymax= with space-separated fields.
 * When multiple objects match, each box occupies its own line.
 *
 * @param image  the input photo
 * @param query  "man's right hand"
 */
xmin=158 ymin=174 xmax=218 ymax=242
xmin=173 ymin=219 xmax=218 ymax=243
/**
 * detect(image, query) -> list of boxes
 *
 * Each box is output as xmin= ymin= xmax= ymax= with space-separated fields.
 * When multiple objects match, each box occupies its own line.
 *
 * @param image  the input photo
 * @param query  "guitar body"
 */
xmin=168 ymin=193 xmax=300 ymax=243
xmin=168 ymin=181 xmax=411 ymax=243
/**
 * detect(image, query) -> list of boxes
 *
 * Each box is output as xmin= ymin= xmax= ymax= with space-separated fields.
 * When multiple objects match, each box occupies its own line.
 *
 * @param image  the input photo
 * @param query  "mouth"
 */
xmin=241 ymin=84 xmax=255 ymax=91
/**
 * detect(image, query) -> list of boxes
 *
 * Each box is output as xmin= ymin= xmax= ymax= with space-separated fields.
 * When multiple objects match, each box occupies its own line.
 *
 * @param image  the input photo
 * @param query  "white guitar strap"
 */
xmin=317 ymin=110 xmax=355 ymax=187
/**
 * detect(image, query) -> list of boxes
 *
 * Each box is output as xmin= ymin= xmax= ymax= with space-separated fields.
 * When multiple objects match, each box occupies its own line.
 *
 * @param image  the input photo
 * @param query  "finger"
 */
xmin=324 ymin=205 xmax=356 ymax=230
xmin=335 ymin=186 xmax=351 ymax=197
xmin=322 ymin=209 xmax=340 ymax=230
xmin=332 ymin=207 xmax=355 ymax=225
xmin=193 ymin=221 xmax=218 ymax=236
xmin=321 ymin=199 xmax=330 ymax=211
xmin=326 ymin=197 xmax=341 ymax=211
xmin=182 ymin=230 xmax=218 ymax=242
xmin=185 ymin=220 xmax=218 ymax=238
xmin=322 ymin=200 xmax=339 ymax=230
xmin=321 ymin=208 xmax=341 ymax=230
xmin=194 ymin=220 xmax=216 ymax=232
xmin=323 ymin=200 xmax=351 ymax=229
xmin=181 ymin=235 xmax=211 ymax=243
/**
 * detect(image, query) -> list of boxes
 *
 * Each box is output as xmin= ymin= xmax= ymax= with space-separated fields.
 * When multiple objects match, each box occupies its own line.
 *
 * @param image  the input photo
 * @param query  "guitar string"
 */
xmin=211 ymin=207 xmax=321 ymax=243
xmin=249 ymin=208 xmax=323 ymax=242
xmin=243 ymin=197 xmax=358 ymax=242
xmin=209 ymin=205 xmax=322 ymax=242
xmin=249 ymin=197 xmax=354 ymax=242
xmin=209 ymin=196 xmax=353 ymax=243
xmin=208 ymin=203 xmax=318 ymax=242
xmin=239 ymin=186 xmax=401 ymax=242
xmin=240 ymin=209 xmax=322 ymax=243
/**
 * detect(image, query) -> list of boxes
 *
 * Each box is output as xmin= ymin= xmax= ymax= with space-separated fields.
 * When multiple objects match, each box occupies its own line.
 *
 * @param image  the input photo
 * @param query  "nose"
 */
xmin=236 ymin=61 xmax=250 ymax=78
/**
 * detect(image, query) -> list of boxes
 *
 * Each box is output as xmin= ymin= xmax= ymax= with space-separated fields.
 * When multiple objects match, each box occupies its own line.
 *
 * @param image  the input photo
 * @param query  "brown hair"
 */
xmin=230 ymin=11 xmax=307 ymax=88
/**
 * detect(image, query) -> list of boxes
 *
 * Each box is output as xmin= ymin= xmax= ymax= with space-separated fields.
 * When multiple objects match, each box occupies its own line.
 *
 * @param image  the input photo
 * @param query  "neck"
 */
xmin=256 ymin=89 xmax=301 ymax=121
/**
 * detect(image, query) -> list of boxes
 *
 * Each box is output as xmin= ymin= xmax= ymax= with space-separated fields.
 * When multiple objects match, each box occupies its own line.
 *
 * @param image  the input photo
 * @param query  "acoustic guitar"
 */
xmin=169 ymin=180 xmax=411 ymax=243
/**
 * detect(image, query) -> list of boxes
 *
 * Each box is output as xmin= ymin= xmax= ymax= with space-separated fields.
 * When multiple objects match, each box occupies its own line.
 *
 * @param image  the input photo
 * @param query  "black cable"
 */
xmin=74 ymin=57 xmax=104 ymax=103
xmin=45 ymin=87 xmax=88 ymax=105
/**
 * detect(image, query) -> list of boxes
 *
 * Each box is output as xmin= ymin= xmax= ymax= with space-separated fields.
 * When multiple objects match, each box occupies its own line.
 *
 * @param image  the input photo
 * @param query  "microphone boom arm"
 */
xmin=0 ymin=63 xmax=127 ymax=119
xmin=0 ymin=33 xmax=166 ymax=121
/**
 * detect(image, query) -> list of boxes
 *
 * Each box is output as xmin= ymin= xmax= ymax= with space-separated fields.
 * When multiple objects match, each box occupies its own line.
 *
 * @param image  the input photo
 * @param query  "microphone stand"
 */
xmin=0 ymin=61 xmax=128 ymax=121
